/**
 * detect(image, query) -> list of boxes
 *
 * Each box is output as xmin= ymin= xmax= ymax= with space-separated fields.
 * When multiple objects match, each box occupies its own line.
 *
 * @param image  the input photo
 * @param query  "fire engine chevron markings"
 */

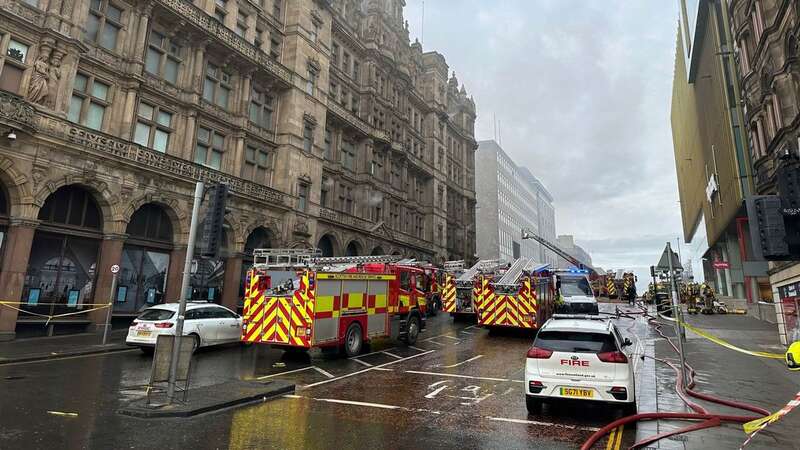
xmin=302 ymin=350 xmax=435 ymax=389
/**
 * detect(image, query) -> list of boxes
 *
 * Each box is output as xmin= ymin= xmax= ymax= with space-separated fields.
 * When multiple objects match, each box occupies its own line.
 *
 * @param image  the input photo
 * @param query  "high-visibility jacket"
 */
xmin=787 ymin=341 xmax=800 ymax=371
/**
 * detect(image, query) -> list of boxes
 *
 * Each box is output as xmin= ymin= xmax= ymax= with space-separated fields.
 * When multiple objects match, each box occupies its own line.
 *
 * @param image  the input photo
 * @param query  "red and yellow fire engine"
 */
xmin=477 ymin=258 xmax=554 ymax=330
xmin=241 ymin=251 xmax=427 ymax=357
xmin=441 ymin=260 xmax=503 ymax=320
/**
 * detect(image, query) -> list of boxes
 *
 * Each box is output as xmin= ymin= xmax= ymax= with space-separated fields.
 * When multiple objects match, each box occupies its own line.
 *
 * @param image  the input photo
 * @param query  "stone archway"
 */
xmin=371 ymin=246 xmax=385 ymax=256
xmin=318 ymin=234 xmax=337 ymax=257
xmin=345 ymin=240 xmax=363 ymax=257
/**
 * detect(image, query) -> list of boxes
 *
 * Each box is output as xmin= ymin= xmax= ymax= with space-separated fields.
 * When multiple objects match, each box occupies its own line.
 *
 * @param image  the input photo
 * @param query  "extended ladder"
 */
xmin=495 ymin=258 xmax=549 ymax=286
xmin=252 ymin=248 xmax=321 ymax=268
xmin=310 ymin=255 xmax=402 ymax=265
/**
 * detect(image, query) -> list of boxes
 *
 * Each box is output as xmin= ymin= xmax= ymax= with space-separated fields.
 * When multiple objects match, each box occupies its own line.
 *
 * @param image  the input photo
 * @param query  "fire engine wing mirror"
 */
xmin=622 ymin=338 xmax=633 ymax=347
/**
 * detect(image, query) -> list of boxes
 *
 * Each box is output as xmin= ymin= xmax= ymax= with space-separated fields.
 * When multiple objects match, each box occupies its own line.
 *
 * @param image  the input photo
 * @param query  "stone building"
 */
xmin=0 ymin=0 xmax=477 ymax=340
xmin=729 ymin=0 xmax=800 ymax=343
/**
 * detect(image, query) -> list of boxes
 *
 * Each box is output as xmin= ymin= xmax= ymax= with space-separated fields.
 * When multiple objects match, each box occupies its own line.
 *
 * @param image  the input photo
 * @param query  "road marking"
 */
xmin=286 ymin=395 xmax=600 ymax=432
xmin=438 ymin=354 xmax=483 ymax=368
xmin=605 ymin=427 xmax=617 ymax=450
xmin=406 ymin=370 xmax=524 ymax=383
xmin=424 ymin=339 xmax=445 ymax=346
xmin=351 ymin=358 xmax=373 ymax=367
xmin=441 ymin=335 xmax=460 ymax=341
xmin=313 ymin=366 xmax=335 ymax=379
xmin=47 ymin=410 xmax=79 ymax=417
xmin=372 ymin=367 xmax=394 ymax=371
xmin=459 ymin=330 xmax=474 ymax=335
xmin=318 ymin=398 xmax=399 ymax=409
xmin=302 ymin=350 xmax=435 ymax=389
xmin=425 ymin=385 xmax=450 ymax=399
xmin=382 ymin=351 xmax=402 ymax=359
xmin=0 ymin=349 xmax=139 ymax=366
xmin=615 ymin=424 xmax=624 ymax=450
xmin=409 ymin=346 xmax=427 ymax=352
xmin=349 ymin=347 xmax=398 ymax=359
xmin=486 ymin=417 xmax=600 ymax=432
xmin=256 ymin=366 xmax=314 ymax=380
xmin=465 ymin=325 xmax=478 ymax=330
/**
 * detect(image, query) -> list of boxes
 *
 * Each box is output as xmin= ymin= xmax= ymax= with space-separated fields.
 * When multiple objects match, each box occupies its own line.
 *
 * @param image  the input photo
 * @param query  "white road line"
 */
xmin=423 ymin=339 xmax=445 ymax=346
xmin=486 ymin=416 xmax=600 ymax=432
xmin=351 ymin=358 xmax=373 ymax=367
xmin=372 ymin=367 xmax=394 ymax=371
xmin=285 ymin=396 xmax=598 ymax=432
xmin=425 ymin=385 xmax=449 ymax=399
xmin=439 ymin=354 xmax=483 ymax=368
xmin=283 ymin=394 xmax=302 ymax=399
xmin=313 ymin=366 xmax=335 ymax=379
xmin=349 ymin=347 xmax=397 ymax=359
xmin=0 ymin=349 xmax=139 ymax=366
xmin=465 ymin=325 xmax=478 ymax=330
xmin=302 ymin=350 xmax=435 ymax=389
xmin=382 ymin=351 xmax=402 ymax=359
xmin=317 ymin=398 xmax=399 ymax=409
xmin=441 ymin=335 xmax=460 ymax=341
xmin=459 ymin=330 xmax=475 ymax=335
xmin=405 ymin=370 xmax=524 ymax=383
xmin=256 ymin=366 xmax=314 ymax=380
xmin=409 ymin=346 xmax=427 ymax=352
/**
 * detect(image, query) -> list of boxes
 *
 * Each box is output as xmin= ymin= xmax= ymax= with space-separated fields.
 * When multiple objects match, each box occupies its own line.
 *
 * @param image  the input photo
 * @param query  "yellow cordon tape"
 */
xmin=740 ymin=390 xmax=800 ymax=448
xmin=0 ymin=301 xmax=112 ymax=326
xmin=678 ymin=321 xmax=784 ymax=359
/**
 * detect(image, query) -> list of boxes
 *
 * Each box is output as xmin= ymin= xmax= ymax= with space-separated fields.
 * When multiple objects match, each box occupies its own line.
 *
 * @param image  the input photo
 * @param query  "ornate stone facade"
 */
xmin=0 ymin=0 xmax=476 ymax=339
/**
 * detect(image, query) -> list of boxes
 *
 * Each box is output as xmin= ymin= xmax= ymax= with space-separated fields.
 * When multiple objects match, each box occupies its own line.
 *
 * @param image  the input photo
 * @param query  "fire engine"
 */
xmin=441 ymin=259 xmax=504 ymax=320
xmin=241 ymin=250 xmax=427 ymax=357
xmin=476 ymin=257 xmax=555 ymax=330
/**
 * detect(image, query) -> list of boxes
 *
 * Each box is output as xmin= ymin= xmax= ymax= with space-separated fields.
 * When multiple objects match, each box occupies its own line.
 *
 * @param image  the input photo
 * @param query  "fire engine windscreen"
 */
xmin=456 ymin=288 xmax=473 ymax=311
xmin=535 ymin=331 xmax=616 ymax=353
xmin=557 ymin=277 xmax=593 ymax=297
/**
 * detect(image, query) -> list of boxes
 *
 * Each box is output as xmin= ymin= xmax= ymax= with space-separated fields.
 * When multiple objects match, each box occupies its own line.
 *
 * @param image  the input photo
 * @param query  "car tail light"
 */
xmin=597 ymin=351 xmax=628 ymax=363
xmin=526 ymin=346 xmax=553 ymax=359
xmin=608 ymin=386 xmax=628 ymax=400
xmin=154 ymin=322 xmax=174 ymax=329
xmin=528 ymin=380 xmax=544 ymax=394
xmin=130 ymin=320 xmax=139 ymax=327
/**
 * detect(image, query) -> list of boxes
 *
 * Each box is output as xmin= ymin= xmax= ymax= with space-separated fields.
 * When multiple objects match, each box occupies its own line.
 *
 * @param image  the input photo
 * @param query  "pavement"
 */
xmin=0 ymin=329 xmax=131 ymax=365
xmin=637 ymin=307 xmax=800 ymax=450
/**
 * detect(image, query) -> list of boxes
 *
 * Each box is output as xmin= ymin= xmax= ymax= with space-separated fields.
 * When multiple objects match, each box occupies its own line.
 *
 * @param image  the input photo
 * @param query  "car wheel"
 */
xmin=403 ymin=314 xmax=420 ymax=345
xmin=140 ymin=347 xmax=154 ymax=356
xmin=344 ymin=323 xmax=363 ymax=357
xmin=190 ymin=334 xmax=201 ymax=352
xmin=526 ymin=396 xmax=542 ymax=415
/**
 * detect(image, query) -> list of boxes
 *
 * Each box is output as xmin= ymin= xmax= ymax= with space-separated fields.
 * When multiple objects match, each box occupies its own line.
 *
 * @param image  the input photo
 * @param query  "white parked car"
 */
xmin=524 ymin=315 xmax=638 ymax=415
xmin=126 ymin=302 xmax=243 ymax=354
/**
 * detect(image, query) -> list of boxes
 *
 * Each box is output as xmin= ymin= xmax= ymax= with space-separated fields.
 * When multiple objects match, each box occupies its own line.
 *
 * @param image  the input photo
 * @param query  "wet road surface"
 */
xmin=0 ymin=305 xmax=651 ymax=449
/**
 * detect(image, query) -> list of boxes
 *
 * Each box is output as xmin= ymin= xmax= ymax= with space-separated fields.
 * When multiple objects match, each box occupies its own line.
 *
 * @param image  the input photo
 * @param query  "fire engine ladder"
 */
xmin=495 ymin=257 xmax=547 ymax=286
xmin=521 ymin=228 xmax=595 ymax=274
xmin=457 ymin=259 xmax=501 ymax=284
xmin=252 ymin=248 xmax=321 ymax=268
xmin=443 ymin=260 xmax=465 ymax=272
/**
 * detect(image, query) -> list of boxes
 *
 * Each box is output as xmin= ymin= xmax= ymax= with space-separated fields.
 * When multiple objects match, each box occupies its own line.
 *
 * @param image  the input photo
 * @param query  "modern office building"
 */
xmin=474 ymin=140 xmax=556 ymax=264
xmin=0 ymin=0 xmax=476 ymax=339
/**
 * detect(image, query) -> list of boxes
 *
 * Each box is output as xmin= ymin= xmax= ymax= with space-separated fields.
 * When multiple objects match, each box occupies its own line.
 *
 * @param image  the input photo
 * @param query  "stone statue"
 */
xmin=27 ymin=44 xmax=53 ymax=105
xmin=47 ymin=51 xmax=64 ymax=108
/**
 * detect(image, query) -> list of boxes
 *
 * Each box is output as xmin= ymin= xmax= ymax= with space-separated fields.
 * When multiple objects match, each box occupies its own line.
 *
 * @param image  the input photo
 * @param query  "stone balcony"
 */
xmin=156 ymin=0 xmax=293 ymax=86
xmin=0 ymin=92 xmax=287 ymax=207
xmin=326 ymin=100 xmax=390 ymax=144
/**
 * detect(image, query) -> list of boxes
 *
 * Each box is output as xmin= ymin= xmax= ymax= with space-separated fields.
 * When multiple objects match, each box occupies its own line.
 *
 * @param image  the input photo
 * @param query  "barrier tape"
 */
xmin=0 ymin=301 xmax=112 ymax=306
xmin=677 ymin=320 xmax=784 ymax=359
xmin=740 ymin=390 xmax=800 ymax=448
xmin=0 ymin=302 xmax=112 ymax=326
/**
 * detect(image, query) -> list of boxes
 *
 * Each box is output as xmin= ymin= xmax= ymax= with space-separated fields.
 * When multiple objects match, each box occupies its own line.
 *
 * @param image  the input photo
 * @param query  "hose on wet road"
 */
xmin=580 ymin=304 xmax=769 ymax=450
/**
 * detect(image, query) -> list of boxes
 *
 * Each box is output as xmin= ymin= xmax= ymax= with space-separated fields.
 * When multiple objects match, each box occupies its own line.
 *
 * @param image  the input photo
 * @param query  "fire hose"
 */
xmin=580 ymin=304 xmax=770 ymax=450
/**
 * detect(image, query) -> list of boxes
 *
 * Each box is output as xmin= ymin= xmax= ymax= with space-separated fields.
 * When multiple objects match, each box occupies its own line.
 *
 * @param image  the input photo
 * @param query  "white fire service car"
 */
xmin=524 ymin=315 xmax=638 ymax=415
xmin=126 ymin=302 xmax=242 ymax=354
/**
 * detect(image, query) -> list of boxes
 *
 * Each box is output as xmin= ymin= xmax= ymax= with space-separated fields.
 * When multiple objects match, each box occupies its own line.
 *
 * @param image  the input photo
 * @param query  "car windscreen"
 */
xmin=137 ymin=309 xmax=175 ymax=321
xmin=560 ymin=278 xmax=593 ymax=297
xmin=535 ymin=331 xmax=616 ymax=353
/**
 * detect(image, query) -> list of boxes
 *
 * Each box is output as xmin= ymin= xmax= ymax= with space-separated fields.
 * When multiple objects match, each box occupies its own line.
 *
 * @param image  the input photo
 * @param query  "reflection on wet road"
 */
xmin=0 ymin=304 xmax=651 ymax=449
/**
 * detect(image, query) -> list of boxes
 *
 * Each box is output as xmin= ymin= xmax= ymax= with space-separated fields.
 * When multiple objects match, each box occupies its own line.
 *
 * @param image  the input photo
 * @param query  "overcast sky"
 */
xmin=403 ymin=0 xmax=697 ymax=286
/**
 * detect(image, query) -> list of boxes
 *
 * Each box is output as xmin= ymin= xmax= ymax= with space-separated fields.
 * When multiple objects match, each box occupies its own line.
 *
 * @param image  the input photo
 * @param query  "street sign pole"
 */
xmin=167 ymin=181 xmax=204 ymax=403
xmin=666 ymin=242 xmax=688 ymax=388
xmin=101 ymin=266 xmax=119 ymax=345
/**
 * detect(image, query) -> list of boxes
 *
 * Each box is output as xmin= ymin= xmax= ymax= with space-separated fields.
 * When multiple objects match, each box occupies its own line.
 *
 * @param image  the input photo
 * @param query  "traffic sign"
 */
xmin=110 ymin=264 xmax=120 ymax=274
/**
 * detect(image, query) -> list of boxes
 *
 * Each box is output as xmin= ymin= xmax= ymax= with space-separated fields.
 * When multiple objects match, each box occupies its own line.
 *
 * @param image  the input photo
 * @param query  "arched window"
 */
xmin=127 ymin=203 xmax=173 ymax=243
xmin=318 ymin=235 xmax=335 ymax=257
xmin=371 ymin=246 xmax=385 ymax=256
xmin=38 ymin=186 xmax=102 ymax=229
xmin=345 ymin=240 xmax=361 ymax=256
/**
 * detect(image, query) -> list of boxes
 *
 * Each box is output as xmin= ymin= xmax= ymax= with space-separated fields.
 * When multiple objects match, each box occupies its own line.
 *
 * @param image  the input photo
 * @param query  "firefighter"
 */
xmin=701 ymin=283 xmax=716 ymax=314
xmin=786 ymin=341 xmax=800 ymax=371
xmin=687 ymin=282 xmax=700 ymax=314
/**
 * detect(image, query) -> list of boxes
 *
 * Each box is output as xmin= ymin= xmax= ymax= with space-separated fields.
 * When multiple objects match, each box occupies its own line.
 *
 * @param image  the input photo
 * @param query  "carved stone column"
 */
xmin=132 ymin=2 xmax=155 ymax=71
xmin=0 ymin=220 xmax=39 ymax=341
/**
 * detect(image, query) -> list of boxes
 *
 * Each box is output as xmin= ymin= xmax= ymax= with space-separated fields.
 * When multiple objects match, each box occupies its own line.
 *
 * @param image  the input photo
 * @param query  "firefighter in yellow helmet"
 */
xmin=786 ymin=341 xmax=800 ymax=371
